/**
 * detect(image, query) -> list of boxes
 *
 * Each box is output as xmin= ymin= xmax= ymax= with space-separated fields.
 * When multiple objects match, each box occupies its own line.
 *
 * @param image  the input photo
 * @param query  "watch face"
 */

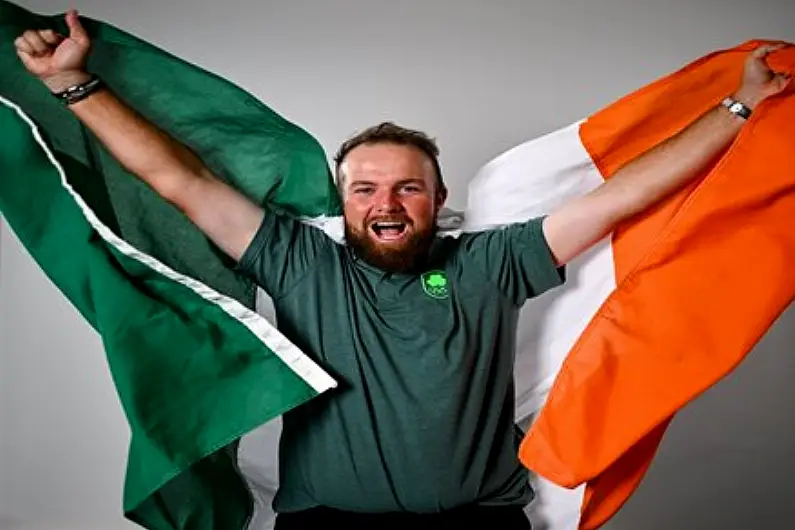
xmin=730 ymin=102 xmax=744 ymax=113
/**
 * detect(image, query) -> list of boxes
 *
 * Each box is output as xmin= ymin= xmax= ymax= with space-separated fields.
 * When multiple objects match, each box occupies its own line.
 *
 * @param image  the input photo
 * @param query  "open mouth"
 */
xmin=369 ymin=220 xmax=409 ymax=242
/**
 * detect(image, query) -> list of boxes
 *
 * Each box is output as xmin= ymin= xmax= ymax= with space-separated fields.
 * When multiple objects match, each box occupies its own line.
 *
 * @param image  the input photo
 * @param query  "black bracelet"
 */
xmin=52 ymin=74 xmax=104 ymax=106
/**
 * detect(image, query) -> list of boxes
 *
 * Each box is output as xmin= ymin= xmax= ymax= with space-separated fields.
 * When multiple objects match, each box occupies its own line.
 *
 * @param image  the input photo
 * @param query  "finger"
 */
xmin=39 ymin=29 xmax=63 ymax=46
xmin=65 ymin=9 xmax=89 ymax=43
xmin=15 ymin=48 xmax=39 ymax=72
xmin=752 ymin=43 xmax=787 ymax=58
xmin=22 ymin=30 xmax=50 ymax=56
xmin=13 ymin=35 xmax=34 ymax=55
xmin=763 ymin=72 xmax=792 ymax=95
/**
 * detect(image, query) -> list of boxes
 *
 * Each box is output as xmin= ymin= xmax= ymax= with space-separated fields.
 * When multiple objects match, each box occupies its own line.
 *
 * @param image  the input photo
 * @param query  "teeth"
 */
xmin=371 ymin=222 xmax=405 ymax=229
xmin=371 ymin=221 xmax=406 ymax=238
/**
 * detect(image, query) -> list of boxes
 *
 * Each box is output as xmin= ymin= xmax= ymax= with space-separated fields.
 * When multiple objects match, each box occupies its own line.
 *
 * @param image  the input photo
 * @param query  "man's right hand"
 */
xmin=12 ymin=8 xmax=265 ymax=263
xmin=14 ymin=9 xmax=92 ymax=92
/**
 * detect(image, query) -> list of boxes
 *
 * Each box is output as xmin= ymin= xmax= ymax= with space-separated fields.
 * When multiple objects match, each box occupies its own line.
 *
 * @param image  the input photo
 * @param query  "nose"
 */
xmin=373 ymin=189 xmax=403 ymax=214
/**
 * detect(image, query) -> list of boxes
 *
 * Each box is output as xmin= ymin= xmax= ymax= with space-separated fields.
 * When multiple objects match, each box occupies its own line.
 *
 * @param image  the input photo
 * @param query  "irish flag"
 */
xmin=2 ymin=1 xmax=794 ymax=529
xmin=462 ymin=40 xmax=795 ymax=529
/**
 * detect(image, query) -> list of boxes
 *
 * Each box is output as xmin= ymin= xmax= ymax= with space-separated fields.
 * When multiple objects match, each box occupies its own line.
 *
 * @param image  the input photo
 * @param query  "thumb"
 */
xmin=774 ymin=73 xmax=792 ymax=93
xmin=65 ymin=9 xmax=89 ymax=43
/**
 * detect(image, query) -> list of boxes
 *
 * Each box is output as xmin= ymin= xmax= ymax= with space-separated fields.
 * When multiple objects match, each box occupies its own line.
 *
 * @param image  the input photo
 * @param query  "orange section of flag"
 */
xmin=519 ymin=41 xmax=795 ymax=529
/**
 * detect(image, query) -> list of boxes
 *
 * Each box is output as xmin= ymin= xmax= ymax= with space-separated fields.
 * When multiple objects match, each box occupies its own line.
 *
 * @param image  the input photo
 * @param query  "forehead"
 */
xmin=341 ymin=143 xmax=436 ymax=185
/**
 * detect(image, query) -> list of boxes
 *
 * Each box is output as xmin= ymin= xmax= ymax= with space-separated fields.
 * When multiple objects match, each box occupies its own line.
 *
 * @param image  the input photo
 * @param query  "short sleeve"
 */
xmin=235 ymin=212 xmax=333 ymax=298
xmin=461 ymin=216 xmax=565 ymax=305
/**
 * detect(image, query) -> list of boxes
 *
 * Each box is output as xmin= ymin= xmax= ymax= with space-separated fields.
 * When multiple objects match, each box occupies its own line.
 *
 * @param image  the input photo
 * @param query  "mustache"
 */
xmin=366 ymin=215 xmax=413 ymax=225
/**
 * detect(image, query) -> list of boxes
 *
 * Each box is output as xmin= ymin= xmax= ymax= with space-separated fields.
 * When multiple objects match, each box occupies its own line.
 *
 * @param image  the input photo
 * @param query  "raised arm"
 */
xmin=543 ymin=43 xmax=792 ymax=266
xmin=14 ymin=10 xmax=264 ymax=262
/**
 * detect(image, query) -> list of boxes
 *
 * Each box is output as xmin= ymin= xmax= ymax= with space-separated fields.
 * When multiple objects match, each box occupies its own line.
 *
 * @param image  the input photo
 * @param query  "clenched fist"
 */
xmin=14 ymin=9 xmax=92 ymax=92
xmin=735 ymin=42 xmax=792 ymax=109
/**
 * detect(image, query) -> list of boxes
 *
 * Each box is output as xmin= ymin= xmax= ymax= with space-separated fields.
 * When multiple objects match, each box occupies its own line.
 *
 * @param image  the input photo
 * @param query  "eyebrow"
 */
xmin=396 ymin=178 xmax=428 ymax=186
xmin=348 ymin=178 xmax=427 ymax=188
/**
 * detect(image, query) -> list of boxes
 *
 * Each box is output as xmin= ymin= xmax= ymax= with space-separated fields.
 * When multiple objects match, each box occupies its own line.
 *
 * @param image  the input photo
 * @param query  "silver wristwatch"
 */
xmin=721 ymin=96 xmax=752 ymax=120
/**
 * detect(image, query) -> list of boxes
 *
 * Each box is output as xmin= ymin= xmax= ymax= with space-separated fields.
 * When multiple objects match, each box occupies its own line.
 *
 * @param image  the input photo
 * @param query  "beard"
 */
xmin=345 ymin=216 xmax=437 ymax=273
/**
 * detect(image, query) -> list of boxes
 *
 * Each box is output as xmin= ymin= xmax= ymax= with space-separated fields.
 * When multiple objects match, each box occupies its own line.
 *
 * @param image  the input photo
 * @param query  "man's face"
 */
xmin=340 ymin=143 xmax=446 ymax=272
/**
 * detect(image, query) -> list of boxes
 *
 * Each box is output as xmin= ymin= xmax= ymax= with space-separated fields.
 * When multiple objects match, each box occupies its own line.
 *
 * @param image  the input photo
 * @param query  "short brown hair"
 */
xmin=333 ymin=122 xmax=445 ymax=192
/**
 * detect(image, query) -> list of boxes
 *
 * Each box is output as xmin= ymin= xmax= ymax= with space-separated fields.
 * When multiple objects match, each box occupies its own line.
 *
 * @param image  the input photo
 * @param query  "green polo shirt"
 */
xmin=237 ymin=212 xmax=564 ymax=514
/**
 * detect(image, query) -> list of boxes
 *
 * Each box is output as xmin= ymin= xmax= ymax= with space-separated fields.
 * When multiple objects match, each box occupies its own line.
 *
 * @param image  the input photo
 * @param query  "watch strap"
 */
xmin=721 ymin=96 xmax=752 ymax=120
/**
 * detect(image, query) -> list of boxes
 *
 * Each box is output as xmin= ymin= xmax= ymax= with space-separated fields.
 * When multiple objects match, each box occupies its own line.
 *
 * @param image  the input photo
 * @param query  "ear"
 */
xmin=435 ymin=186 xmax=448 ymax=210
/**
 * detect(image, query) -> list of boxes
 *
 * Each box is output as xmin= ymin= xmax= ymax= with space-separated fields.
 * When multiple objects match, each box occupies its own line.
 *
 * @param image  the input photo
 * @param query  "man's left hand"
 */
xmin=734 ymin=42 xmax=792 ymax=109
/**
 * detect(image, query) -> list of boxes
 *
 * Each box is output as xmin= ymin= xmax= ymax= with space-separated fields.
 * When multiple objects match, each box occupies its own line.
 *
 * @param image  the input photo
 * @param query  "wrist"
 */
xmin=731 ymin=88 xmax=764 ymax=110
xmin=42 ymin=71 xmax=93 ymax=94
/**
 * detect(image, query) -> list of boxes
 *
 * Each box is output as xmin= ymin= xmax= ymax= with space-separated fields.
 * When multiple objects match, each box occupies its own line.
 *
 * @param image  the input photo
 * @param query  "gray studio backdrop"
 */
xmin=1 ymin=1 xmax=794 ymax=529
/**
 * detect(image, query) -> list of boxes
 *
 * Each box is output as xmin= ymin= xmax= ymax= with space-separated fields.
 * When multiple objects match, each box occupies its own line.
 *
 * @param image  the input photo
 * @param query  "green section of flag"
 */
xmin=0 ymin=1 xmax=341 ymax=528
xmin=0 ymin=0 xmax=341 ymax=308
xmin=0 ymin=93 xmax=317 ymax=529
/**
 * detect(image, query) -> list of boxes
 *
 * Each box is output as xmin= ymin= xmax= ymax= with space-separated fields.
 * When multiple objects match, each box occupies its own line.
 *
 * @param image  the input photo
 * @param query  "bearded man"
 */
xmin=14 ymin=9 xmax=791 ymax=530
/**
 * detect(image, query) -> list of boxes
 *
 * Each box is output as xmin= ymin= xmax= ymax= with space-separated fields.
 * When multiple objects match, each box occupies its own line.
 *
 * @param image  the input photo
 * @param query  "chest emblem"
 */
xmin=421 ymin=270 xmax=450 ymax=299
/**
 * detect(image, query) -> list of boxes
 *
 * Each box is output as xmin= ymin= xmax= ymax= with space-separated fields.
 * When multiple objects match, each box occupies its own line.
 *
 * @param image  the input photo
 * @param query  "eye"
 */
xmin=352 ymin=187 xmax=374 ymax=195
xmin=401 ymin=184 xmax=422 ymax=193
